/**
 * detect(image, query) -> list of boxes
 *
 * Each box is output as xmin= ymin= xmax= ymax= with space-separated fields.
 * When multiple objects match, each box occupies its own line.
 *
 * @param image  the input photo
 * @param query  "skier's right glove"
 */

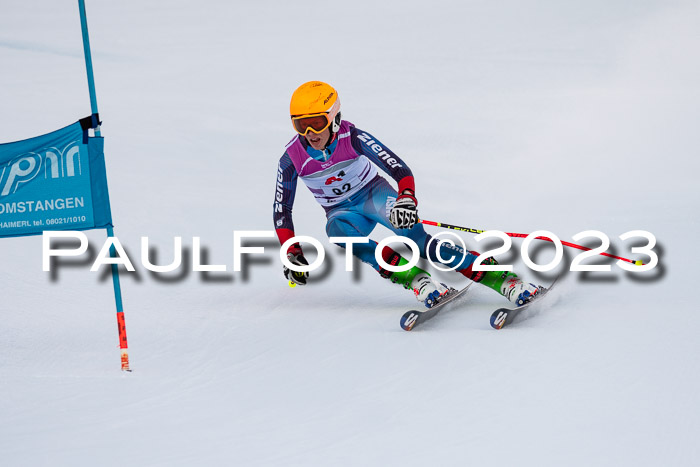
xmin=390 ymin=189 xmax=418 ymax=229
xmin=283 ymin=244 xmax=309 ymax=286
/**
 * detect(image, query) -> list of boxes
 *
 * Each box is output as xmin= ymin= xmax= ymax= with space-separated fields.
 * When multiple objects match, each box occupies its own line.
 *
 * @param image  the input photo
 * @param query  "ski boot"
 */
xmin=382 ymin=255 xmax=450 ymax=308
xmin=410 ymin=272 xmax=450 ymax=308
xmin=460 ymin=257 xmax=541 ymax=307
xmin=501 ymin=276 xmax=541 ymax=306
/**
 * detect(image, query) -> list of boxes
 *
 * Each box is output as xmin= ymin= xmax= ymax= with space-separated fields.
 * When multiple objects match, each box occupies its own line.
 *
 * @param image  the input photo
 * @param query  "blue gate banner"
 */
xmin=0 ymin=119 xmax=113 ymax=238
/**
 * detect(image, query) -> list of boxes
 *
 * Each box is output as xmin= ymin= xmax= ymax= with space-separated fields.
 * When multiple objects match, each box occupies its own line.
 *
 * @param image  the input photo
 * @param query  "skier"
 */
xmin=273 ymin=81 xmax=540 ymax=308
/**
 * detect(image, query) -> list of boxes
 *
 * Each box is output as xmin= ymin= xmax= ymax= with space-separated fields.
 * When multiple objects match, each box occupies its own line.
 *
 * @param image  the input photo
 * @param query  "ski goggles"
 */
xmin=291 ymin=113 xmax=333 ymax=136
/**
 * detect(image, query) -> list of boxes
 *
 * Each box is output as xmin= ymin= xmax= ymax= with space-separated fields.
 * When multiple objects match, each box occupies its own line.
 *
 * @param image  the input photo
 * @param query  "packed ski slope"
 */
xmin=1 ymin=1 xmax=699 ymax=466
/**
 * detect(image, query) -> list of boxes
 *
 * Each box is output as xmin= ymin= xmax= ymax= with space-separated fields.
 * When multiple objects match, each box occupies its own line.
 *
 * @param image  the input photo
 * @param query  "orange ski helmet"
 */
xmin=290 ymin=81 xmax=341 ymax=136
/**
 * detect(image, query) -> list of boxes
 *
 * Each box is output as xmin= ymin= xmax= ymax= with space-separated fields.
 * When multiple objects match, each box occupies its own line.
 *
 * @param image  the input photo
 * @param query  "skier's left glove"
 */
xmin=283 ymin=244 xmax=309 ymax=286
xmin=390 ymin=189 xmax=418 ymax=229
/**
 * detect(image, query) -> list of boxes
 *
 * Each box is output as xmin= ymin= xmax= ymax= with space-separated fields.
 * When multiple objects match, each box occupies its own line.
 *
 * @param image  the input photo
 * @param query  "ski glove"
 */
xmin=283 ymin=250 xmax=310 ymax=286
xmin=390 ymin=189 xmax=418 ymax=229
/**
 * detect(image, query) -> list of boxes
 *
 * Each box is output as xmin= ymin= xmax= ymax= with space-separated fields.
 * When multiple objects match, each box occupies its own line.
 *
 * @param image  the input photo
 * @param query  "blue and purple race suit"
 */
xmin=273 ymin=120 xmax=477 ymax=275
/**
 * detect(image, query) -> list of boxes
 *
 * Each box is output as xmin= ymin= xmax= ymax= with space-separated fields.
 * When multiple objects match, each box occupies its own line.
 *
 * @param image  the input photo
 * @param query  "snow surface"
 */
xmin=1 ymin=0 xmax=699 ymax=465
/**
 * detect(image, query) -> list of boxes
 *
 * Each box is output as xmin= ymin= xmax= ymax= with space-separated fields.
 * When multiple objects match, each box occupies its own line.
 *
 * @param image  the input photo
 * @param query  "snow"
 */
xmin=1 ymin=0 xmax=699 ymax=465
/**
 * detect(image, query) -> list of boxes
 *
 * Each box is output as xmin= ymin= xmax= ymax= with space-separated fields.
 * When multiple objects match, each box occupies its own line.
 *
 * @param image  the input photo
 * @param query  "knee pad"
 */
xmin=459 ymin=254 xmax=498 ymax=282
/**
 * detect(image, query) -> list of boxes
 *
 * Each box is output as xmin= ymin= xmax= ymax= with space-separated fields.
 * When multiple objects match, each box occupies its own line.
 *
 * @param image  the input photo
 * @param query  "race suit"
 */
xmin=273 ymin=120 xmax=477 ymax=275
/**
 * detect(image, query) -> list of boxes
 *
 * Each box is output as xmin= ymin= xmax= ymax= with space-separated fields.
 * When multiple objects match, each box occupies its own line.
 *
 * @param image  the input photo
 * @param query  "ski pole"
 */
xmin=418 ymin=219 xmax=644 ymax=266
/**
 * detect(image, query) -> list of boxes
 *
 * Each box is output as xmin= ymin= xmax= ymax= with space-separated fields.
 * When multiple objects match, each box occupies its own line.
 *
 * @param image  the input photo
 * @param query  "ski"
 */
xmin=489 ymin=278 xmax=560 ymax=330
xmin=400 ymin=283 xmax=473 ymax=331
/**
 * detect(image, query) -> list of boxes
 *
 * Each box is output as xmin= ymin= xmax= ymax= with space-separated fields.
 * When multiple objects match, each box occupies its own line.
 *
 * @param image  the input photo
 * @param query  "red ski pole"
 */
xmin=418 ymin=219 xmax=644 ymax=266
